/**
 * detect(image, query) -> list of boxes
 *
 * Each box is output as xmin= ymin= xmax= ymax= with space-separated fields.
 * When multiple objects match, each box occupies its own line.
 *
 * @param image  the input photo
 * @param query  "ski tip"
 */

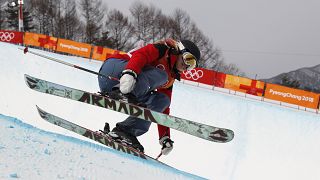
xmin=35 ymin=105 xmax=48 ymax=119
xmin=24 ymin=74 xmax=38 ymax=89
xmin=35 ymin=105 xmax=42 ymax=114
xmin=24 ymin=74 xmax=31 ymax=87
xmin=225 ymin=130 xmax=234 ymax=143
xmin=35 ymin=105 xmax=47 ymax=115
xmin=225 ymin=130 xmax=235 ymax=143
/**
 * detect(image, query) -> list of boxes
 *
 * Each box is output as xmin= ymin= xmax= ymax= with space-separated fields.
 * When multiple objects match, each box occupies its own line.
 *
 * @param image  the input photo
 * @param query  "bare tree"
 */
xmin=4 ymin=1 xmax=34 ymax=32
xmin=143 ymin=5 xmax=163 ymax=43
xmin=4 ymin=3 xmax=18 ymax=30
xmin=129 ymin=2 xmax=147 ymax=42
xmin=0 ymin=0 xmax=6 ymax=29
xmin=54 ymin=0 xmax=64 ymax=37
xmin=154 ymin=13 xmax=171 ymax=40
xmin=29 ymin=0 xmax=56 ymax=35
xmin=52 ymin=0 xmax=80 ymax=40
xmin=79 ymin=0 xmax=105 ymax=44
xmin=187 ymin=23 xmax=215 ymax=68
xmin=22 ymin=7 xmax=35 ymax=32
xmin=130 ymin=1 xmax=164 ymax=43
xmin=63 ymin=1 xmax=81 ymax=40
xmin=169 ymin=8 xmax=191 ymax=40
xmin=167 ymin=8 xmax=243 ymax=75
xmin=47 ymin=0 xmax=56 ymax=35
xmin=105 ymin=9 xmax=135 ymax=51
xmin=169 ymin=13 xmax=223 ymax=71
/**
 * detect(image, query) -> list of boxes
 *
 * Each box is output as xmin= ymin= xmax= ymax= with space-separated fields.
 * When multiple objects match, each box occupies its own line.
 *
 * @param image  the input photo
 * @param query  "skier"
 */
xmin=98 ymin=39 xmax=201 ymax=154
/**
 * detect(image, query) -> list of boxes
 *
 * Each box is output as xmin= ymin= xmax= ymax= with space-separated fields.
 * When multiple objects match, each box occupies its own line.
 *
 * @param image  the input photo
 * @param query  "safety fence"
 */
xmin=1 ymin=30 xmax=319 ymax=113
xmin=0 ymin=30 xmax=126 ymax=60
xmin=181 ymin=68 xmax=320 ymax=113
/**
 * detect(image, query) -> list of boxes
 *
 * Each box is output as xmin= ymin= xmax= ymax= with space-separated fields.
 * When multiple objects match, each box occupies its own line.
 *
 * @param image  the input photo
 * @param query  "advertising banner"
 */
xmin=56 ymin=39 xmax=91 ymax=58
xmin=0 ymin=30 xmax=23 ymax=44
xmin=224 ymin=75 xmax=265 ymax=96
xmin=181 ymin=68 xmax=215 ymax=85
xmin=24 ymin=32 xmax=57 ymax=50
xmin=92 ymin=46 xmax=126 ymax=61
xmin=265 ymin=83 xmax=320 ymax=109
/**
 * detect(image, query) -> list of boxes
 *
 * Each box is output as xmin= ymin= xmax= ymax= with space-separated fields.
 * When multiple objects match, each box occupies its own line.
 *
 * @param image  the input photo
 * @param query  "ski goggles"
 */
xmin=177 ymin=41 xmax=198 ymax=70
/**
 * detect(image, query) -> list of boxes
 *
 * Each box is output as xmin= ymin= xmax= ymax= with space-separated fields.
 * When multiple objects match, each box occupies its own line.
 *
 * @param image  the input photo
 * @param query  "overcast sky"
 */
xmin=102 ymin=0 xmax=320 ymax=79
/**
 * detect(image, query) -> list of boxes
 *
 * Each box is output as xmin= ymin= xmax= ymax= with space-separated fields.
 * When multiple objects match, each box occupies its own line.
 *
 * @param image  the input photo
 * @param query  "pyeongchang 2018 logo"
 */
xmin=183 ymin=69 xmax=204 ymax=80
xmin=0 ymin=32 xmax=15 ymax=42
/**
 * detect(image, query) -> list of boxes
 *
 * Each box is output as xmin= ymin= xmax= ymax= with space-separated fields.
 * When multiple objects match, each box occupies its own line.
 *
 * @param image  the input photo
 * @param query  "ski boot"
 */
xmin=108 ymin=126 xmax=144 ymax=153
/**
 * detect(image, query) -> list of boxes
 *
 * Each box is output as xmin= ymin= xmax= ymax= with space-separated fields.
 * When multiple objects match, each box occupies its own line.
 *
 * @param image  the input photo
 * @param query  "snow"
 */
xmin=1 ymin=42 xmax=320 ymax=179
xmin=0 ymin=114 xmax=202 ymax=179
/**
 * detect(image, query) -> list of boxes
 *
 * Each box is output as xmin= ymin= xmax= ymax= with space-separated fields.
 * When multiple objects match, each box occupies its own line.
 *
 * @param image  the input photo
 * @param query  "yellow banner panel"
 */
xmin=92 ymin=46 xmax=107 ymax=61
xmin=24 ymin=32 xmax=57 ymax=50
xmin=224 ymin=74 xmax=265 ymax=96
xmin=92 ymin=46 xmax=127 ymax=61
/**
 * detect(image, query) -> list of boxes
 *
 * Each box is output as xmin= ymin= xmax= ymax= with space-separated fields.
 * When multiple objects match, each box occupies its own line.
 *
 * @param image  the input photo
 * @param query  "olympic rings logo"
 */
xmin=183 ymin=69 xmax=204 ymax=80
xmin=0 ymin=32 xmax=15 ymax=42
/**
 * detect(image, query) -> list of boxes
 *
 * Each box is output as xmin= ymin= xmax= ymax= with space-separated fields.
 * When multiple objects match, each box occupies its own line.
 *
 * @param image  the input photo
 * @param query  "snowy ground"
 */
xmin=0 ymin=114 xmax=202 ymax=179
xmin=1 ymin=42 xmax=320 ymax=180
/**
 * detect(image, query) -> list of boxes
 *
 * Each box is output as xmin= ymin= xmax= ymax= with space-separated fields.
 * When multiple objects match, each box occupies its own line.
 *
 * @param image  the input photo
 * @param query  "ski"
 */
xmin=36 ymin=106 xmax=168 ymax=165
xmin=25 ymin=74 xmax=234 ymax=143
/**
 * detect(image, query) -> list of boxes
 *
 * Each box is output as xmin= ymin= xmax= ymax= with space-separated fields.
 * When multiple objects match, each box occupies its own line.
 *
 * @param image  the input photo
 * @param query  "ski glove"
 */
xmin=159 ymin=136 xmax=174 ymax=155
xmin=120 ymin=69 xmax=137 ymax=94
